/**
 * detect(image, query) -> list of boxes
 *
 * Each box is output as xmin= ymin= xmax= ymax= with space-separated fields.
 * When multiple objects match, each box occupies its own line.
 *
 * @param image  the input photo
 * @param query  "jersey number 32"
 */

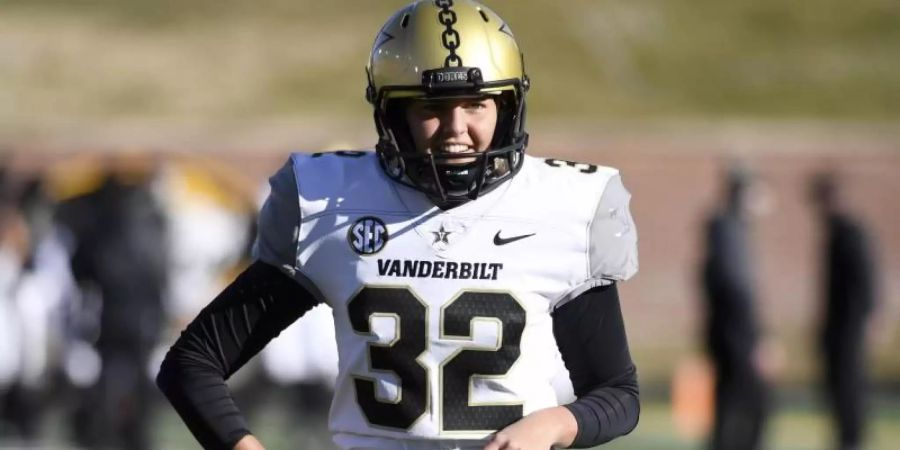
xmin=348 ymin=286 xmax=526 ymax=432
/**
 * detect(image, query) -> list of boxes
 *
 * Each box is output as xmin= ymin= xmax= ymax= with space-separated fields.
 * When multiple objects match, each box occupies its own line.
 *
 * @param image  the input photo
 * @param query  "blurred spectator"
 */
xmin=700 ymin=165 xmax=770 ymax=450
xmin=151 ymin=156 xmax=261 ymax=419
xmin=155 ymin=156 xmax=257 ymax=329
xmin=0 ymin=169 xmax=31 ymax=439
xmin=259 ymin=303 xmax=339 ymax=449
xmin=56 ymin=162 xmax=169 ymax=450
xmin=0 ymin=171 xmax=74 ymax=443
xmin=810 ymin=172 xmax=877 ymax=450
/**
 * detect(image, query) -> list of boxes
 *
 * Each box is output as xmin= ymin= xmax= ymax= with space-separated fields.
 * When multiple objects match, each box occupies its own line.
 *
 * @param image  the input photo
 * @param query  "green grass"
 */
xmin=142 ymin=392 xmax=900 ymax=450
xmin=2 ymin=0 xmax=899 ymax=127
xmin=14 ymin=386 xmax=900 ymax=449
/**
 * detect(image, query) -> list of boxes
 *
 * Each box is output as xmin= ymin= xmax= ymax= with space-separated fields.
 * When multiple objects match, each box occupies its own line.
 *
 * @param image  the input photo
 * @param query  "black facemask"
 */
xmin=374 ymin=88 xmax=528 ymax=208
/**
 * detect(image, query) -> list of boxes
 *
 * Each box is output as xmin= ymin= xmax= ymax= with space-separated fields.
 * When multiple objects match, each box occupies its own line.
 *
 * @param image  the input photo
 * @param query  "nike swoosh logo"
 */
xmin=493 ymin=231 xmax=536 ymax=246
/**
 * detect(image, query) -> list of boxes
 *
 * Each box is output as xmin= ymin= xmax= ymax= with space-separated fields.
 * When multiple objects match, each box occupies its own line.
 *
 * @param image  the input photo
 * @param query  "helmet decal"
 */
xmin=372 ymin=31 xmax=394 ymax=51
xmin=435 ymin=0 xmax=463 ymax=67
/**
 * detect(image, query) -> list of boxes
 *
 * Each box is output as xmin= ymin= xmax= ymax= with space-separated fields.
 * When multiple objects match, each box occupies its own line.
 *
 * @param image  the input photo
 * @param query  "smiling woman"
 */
xmin=406 ymin=96 xmax=497 ymax=161
xmin=404 ymin=96 xmax=500 ymax=193
xmin=155 ymin=2 xmax=641 ymax=450
xmin=405 ymin=97 xmax=499 ymax=156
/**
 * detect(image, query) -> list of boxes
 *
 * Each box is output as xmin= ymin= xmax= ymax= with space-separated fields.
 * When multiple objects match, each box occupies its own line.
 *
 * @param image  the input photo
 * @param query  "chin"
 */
xmin=443 ymin=157 xmax=478 ymax=165
xmin=430 ymin=150 xmax=481 ymax=165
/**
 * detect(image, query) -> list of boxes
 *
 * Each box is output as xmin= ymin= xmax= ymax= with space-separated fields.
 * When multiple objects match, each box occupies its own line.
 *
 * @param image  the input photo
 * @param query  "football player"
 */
xmin=157 ymin=1 xmax=640 ymax=449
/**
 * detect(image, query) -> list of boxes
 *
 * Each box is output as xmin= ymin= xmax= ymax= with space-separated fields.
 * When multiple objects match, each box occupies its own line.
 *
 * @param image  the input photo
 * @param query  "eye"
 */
xmin=424 ymin=102 xmax=448 ymax=113
xmin=409 ymin=102 xmax=441 ymax=117
xmin=463 ymin=100 xmax=488 ymax=111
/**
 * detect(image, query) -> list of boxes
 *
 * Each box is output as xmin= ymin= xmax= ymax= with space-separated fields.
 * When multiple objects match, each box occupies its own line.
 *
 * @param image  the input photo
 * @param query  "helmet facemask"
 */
xmin=373 ymin=69 xmax=529 ymax=208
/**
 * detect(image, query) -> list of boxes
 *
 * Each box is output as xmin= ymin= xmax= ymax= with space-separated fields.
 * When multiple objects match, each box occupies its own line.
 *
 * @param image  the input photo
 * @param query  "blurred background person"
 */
xmin=55 ymin=157 xmax=169 ymax=450
xmin=0 ymin=168 xmax=74 ymax=445
xmin=0 ymin=167 xmax=32 ymax=441
xmin=701 ymin=165 xmax=771 ymax=450
xmin=810 ymin=172 xmax=878 ymax=450
xmin=155 ymin=155 xmax=257 ymax=332
xmin=153 ymin=155 xmax=264 ymax=430
xmin=259 ymin=304 xmax=339 ymax=450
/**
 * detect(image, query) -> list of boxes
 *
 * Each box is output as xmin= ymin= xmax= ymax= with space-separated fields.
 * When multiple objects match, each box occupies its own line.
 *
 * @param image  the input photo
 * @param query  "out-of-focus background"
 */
xmin=1 ymin=1 xmax=898 ymax=449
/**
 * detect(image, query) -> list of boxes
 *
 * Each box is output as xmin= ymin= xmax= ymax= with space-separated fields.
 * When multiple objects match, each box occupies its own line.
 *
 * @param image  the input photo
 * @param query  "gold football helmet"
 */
xmin=367 ymin=0 xmax=530 ymax=207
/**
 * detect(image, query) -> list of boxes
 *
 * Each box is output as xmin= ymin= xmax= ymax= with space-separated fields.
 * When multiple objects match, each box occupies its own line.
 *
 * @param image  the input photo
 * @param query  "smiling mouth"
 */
xmin=437 ymin=143 xmax=474 ymax=154
xmin=430 ymin=144 xmax=477 ymax=165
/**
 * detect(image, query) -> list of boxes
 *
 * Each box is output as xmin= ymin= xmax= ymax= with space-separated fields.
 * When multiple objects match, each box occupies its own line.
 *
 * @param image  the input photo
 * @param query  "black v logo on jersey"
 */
xmin=493 ymin=231 xmax=535 ymax=246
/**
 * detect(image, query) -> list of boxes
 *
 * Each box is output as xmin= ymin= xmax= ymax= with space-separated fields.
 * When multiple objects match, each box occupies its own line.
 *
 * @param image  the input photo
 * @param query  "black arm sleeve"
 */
xmin=553 ymin=283 xmax=640 ymax=448
xmin=156 ymin=261 xmax=320 ymax=450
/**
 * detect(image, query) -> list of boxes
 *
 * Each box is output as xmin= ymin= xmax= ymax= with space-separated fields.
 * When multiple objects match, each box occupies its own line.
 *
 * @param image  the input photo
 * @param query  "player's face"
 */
xmin=405 ymin=97 xmax=498 ymax=165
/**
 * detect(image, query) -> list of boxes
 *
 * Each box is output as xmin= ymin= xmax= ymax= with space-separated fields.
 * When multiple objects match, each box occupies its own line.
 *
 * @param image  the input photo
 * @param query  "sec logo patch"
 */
xmin=348 ymin=216 xmax=388 ymax=255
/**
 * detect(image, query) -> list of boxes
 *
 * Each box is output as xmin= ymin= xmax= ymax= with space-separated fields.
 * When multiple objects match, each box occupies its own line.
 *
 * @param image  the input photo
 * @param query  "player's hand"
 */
xmin=483 ymin=406 xmax=577 ymax=450
xmin=232 ymin=434 xmax=266 ymax=450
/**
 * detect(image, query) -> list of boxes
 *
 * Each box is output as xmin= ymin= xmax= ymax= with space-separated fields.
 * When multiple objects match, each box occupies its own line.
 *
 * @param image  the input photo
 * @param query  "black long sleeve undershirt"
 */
xmin=157 ymin=263 xmax=638 ymax=449
xmin=156 ymin=261 xmax=319 ymax=449
xmin=553 ymin=284 xmax=640 ymax=448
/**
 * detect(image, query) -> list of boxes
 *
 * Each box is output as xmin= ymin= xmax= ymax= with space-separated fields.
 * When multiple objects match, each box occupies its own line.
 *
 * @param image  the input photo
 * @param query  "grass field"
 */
xmin=3 ymin=0 xmax=899 ymax=129
xmin=148 ymin=392 xmax=900 ymax=450
xmin=603 ymin=394 xmax=900 ymax=450
xmin=1 ymin=390 xmax=895 ymax=449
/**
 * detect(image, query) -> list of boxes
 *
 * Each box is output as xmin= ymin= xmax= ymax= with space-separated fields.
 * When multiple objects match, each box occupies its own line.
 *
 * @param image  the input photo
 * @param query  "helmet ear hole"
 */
xmin=490 ymin=92 xmax=517 ymax=149
xmin=384 ymin=99 xmax=414 ymax=154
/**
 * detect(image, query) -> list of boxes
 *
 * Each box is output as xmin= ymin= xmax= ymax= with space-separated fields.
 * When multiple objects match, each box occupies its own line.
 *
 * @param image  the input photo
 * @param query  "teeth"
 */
xmin=440 ymin=144 xmax=471 ymax=153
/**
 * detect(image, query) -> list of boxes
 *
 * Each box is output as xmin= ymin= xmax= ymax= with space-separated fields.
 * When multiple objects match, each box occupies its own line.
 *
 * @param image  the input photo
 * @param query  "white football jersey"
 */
xmin=254 ymin=151 xmax=638 ymax=450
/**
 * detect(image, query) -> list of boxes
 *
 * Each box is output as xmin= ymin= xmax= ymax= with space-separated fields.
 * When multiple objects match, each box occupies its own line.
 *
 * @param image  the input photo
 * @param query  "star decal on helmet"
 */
xmin=373 ymin=31 xmax=394 ymax=51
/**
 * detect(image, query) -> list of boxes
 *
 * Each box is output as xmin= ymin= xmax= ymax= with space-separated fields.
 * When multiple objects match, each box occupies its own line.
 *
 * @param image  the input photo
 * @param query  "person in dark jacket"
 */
xmin=810 ymin=172 xmax=876 ymax=450
xmin=701 ymin=167 xmax=770 ymax=450
xmin=57 ymin=166 xmax=169 ymax=450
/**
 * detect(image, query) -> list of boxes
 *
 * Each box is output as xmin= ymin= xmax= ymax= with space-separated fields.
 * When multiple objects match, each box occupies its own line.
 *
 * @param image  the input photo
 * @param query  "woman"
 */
xmin=157 ymin=2 xmax=640 ymax=449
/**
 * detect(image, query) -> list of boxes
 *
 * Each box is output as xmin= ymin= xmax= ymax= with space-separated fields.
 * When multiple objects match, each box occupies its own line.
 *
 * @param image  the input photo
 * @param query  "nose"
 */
xmin=443 ymin=106 xmax=467 ymax=137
